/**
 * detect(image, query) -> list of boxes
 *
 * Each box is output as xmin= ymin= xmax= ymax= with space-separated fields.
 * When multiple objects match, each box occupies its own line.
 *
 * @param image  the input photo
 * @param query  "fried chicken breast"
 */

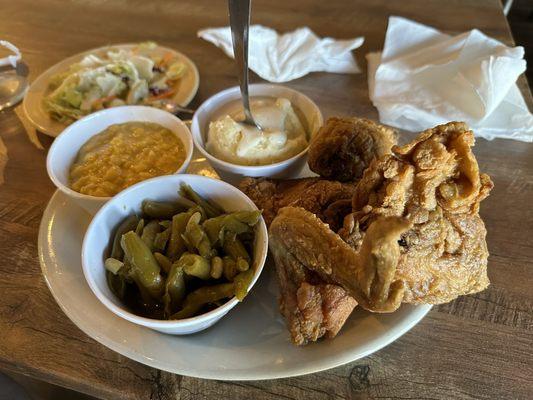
xmin=341 ymin=121 xmax=493 ymax=304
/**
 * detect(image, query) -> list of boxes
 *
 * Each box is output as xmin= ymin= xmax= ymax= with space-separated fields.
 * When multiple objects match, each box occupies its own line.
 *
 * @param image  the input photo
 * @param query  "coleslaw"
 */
xmin=43 ymin=42 xmax=187 ymax=122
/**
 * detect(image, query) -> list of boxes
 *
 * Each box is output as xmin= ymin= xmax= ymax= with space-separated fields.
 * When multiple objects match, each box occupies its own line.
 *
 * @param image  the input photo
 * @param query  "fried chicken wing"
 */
xmin=308 ymin=117 xmax=397 ymax=181
xmin=270 ymin=207 xmax=410 ymax=313
xmin=239 ymin=177 xmax=356 ymax=230
xmin=270 ymin=121 xmax=492 ymax=318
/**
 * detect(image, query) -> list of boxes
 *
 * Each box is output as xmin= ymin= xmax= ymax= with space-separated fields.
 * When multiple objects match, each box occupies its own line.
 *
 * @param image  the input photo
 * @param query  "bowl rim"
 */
xmin=191 ymin=83 xmax=323 ymax=172
xmin=81 ymin=174 xmax=269 ymax=328
xmin=46 ymin=105 xmax=194 ymax=203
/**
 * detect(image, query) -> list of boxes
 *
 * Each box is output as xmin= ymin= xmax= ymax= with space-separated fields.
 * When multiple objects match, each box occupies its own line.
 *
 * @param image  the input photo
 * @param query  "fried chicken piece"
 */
xmin=308 ymin=117 xmax=397 ymax=182
xmin=271 ymin=208 xmax=410 ymax=313
xmin=270 ymin=122 xmax=492 ymax=315
xmin=239 ymin=177 xmax=356 ymax=230
xmin=241 ymin=177 xmax=359 ymax=344
xmin=270 ymin=242 xmax=357 ymax=345
xmin=341 ymin=121 xmax=493 ymax=304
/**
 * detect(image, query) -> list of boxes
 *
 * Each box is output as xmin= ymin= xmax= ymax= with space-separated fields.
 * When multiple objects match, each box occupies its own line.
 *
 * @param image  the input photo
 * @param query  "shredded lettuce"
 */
xmin=43 ymin=43 xmax=187 ymax=123
xmin=166 ymin=62 xmax=186 ymax=80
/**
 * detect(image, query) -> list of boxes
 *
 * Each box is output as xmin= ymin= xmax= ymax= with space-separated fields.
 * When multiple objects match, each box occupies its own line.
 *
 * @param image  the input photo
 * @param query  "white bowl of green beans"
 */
xmin=81 ymin=174 xmax=268 ymax=335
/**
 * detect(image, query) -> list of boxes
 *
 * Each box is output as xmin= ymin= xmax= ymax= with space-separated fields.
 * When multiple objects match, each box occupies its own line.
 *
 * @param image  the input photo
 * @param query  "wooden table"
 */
xmin=1 ymin=0 xmax=532 ymax=399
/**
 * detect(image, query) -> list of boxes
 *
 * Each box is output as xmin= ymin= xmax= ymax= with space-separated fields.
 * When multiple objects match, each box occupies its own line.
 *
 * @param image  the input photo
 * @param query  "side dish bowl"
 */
xmin=46 ymin=105 xmax=194 ymax=215
xmin=191 ymin=84 xmax=323 ymax=184
xmin=81 ymin=174 xmax=268 ymax=335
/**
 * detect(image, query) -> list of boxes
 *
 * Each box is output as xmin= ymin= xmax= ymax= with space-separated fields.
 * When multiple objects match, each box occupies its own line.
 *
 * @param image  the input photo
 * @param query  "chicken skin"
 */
xmin=239 ymin=177 xmax=356 ymax=231
xmin=271 ymin=241 xmax=357 ymax=345
xmin=271 ymin=122 xmax=492 ymax=313
xmin=270 ymin=208 xmax=410 ymax=313
xmin=240 ymin=177 xmax=359 ymax=344
xmin=308 ymin=117 xmax=396 ymax=181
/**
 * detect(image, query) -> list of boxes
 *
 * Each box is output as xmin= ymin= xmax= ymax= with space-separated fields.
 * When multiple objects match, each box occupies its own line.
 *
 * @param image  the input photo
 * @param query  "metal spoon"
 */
xmin=158 ymin=100 xmax=196 ymax=116
xmin=228 ymin=0 xmax=263 ymax=131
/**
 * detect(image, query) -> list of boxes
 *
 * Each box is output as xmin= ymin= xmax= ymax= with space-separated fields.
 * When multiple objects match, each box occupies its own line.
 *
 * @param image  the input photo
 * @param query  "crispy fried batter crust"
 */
xmin=239 ymin=177 xmax=356 ymax=231
xmin=341 ymin=122 xmax=493 ymax=304
xmin=272 ymin=122 xmax=492 ymax=316
xmin=308 ymin=117 xmax=396 ymax=181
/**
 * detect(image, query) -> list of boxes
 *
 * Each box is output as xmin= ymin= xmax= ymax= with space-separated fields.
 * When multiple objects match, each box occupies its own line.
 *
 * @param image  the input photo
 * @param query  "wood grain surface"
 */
xmin=0 ymin=0 xmax=532 ymax=399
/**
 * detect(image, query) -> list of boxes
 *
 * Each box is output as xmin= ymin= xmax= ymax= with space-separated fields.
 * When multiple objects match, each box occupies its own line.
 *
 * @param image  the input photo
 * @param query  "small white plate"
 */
xmin=24 ymin=43 xmax=199 ymax=137
xmin=38 ymin=163 xmax=431 ymax=380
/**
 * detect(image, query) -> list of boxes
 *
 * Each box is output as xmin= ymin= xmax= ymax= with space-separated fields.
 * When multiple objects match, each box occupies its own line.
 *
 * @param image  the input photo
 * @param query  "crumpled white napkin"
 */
xmin=198 ymin=25 xmax=364 ymax=82
xmin=367 ymin=17 xmax=533 ymax=142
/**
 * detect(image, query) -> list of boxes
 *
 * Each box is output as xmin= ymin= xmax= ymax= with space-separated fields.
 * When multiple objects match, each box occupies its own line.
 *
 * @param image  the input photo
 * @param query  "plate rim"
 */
xmin=38 ymin=190 xmax=432 ymax=381
xmin=23 ymin=43 xmax=200 ymax=138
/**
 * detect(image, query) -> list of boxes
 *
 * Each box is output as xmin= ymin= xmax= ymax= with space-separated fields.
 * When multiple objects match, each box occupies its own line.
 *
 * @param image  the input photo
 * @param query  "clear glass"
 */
xmin=0 ymin=66 xmax=28 ymax=111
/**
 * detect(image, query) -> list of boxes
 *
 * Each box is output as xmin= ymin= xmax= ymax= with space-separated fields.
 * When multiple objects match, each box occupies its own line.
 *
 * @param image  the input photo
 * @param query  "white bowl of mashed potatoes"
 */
xmin=191 ymin=84 xmax=323 ymax=184
xmin=47 ymin=106 xmax=193 ymax=215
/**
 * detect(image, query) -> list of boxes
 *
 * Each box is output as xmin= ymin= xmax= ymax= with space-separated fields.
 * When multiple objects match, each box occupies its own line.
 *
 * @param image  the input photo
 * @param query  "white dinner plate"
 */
xmin=38 ymin=161 xmax=431 ymax=380
xmin=24 ymin=43 xmax=200 ymax=137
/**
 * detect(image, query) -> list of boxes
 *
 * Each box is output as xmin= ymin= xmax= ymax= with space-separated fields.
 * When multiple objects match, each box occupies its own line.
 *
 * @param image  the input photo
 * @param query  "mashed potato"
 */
xmin=206 ymin=98 xmax=308 ymax=166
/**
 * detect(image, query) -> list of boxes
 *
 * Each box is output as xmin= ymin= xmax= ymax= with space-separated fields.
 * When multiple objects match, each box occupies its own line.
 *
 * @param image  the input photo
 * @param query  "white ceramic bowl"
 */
xmin=46 ymin=106 xmax=194 ymax=215
xmin=81 ymin=174 xmax=268 ymax=335
xmin=191 ymin=84 xmax=323 ymax=184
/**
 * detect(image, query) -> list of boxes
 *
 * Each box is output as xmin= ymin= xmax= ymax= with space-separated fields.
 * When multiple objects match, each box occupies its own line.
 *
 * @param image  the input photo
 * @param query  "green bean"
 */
xmin=210 ymin=256 xmax=223 ymax=279
xmin=106 ymin=182 xmax=260 ymax=320
xmin=169 ymin=302 xmax=200 ymax=320
xmin=121 ymin=231 xmax=164 ymax=299
xmin=175 ymin=196 xmax=196 ymax=209
xmin=120 ymin=259 xmax=134 ymax=282
xmin=178 ymin=253 xmax=211 ymax=280
xmin=163 ymin=263 xmax=186 ymax=316
xmin=153 ymin=252 xmax=172 ymax=274
xmin=110 ymin=215 xmax=139 ymax=259
xmin=134 ymin=274 xmax=160 ymax=311
xmin=234 ymin=269 xmax=254 ymax=301
xmin=223 ymin=232 xmax=251 ymax=262
xmin=135 ymin=218 xmax=145 ymax=236
xmin=238 ymin=231 xmax=254 ymax=245
xmin=169 ymin=282 xmax=235 ymax=320
xmin=222 ymin=256 xmax=238 ymax=281
xmin=104 ymin=257 xmax=124 ymax=275
xmin=141 ymin=220 xmax=160 ymax=251
xmin=236 ymin=258 xmax=249 ymax=272
xmin=203 ymin=211 xmax=261 ymax=245
xmin=106 ymin=270 xmax=127 ymax=300
xmin=153 ymin=227 xmax=171 ymax=253
xmin=159 ymin=220 xmax=171 ymax=229
xmin=142 ymin=200 xmax=186 ymax=219
xmin=181 ymin=233 xmax=195 ymax=254
xmin=180 ymin=184 xmax=223 ymax=218
xmin=184 ymin=212 xmax=213 ymax=258
xmin=166 ymin=211 xmax=191 ymax=260
xmin=189 ymin=205 xmax=207 ymax=222
xmin=232 ymin=210 xmax=262 ymax=225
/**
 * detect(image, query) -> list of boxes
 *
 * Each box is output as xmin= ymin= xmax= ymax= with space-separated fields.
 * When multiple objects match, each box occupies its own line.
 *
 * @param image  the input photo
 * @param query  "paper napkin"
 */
xmin=367 ymin=17 xmax=533 ymax=142
xmin=199 ymin=25 xmax=364 ymax=82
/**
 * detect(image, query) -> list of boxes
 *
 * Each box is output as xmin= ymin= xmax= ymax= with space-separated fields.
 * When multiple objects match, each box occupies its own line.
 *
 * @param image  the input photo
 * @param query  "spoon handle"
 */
xmin=228 ymin=0 xmax=255 ymax=124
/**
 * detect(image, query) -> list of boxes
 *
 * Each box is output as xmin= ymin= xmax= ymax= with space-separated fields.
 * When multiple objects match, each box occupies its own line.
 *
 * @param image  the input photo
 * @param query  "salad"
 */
xmin=43 ymin=42 xmax=187 ymax=122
